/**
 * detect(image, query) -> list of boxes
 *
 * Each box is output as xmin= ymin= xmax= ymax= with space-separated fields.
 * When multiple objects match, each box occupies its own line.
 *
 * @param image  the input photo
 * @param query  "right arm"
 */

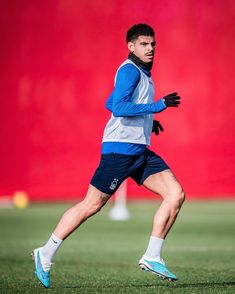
xmin=105 ymin=64 xmax=167 ymax=117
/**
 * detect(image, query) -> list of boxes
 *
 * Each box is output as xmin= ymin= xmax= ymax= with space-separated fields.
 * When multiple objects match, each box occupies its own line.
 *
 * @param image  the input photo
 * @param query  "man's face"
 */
xmin=128 ymin=35 xmax=156 ymax=63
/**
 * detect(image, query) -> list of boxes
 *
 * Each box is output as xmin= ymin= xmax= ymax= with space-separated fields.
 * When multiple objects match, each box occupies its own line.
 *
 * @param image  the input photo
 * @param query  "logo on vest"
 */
xmin=109 ymin=178 xmax=119 ymax=190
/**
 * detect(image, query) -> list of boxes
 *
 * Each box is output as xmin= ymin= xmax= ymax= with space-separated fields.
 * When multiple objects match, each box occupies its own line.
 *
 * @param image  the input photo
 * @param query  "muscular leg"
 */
xmin=139 ymin=169 xmax=184 ymax=280
xmin=54 ymin=184 xmax=110 ymax=240
xmin=143 ymin=169 xmax=185 ymax=239
xmin=33 ymin=184 xmax=110 ymax=288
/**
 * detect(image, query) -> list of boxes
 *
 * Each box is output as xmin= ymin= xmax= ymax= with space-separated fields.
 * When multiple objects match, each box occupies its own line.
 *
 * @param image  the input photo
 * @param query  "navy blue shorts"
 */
xmin=90 ymin=148 xmax=170 ymax=195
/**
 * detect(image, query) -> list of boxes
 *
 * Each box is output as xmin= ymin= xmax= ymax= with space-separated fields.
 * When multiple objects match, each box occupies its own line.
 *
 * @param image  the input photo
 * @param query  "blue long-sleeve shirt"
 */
xmin=102 ymin=62 xmax=166 ymax=155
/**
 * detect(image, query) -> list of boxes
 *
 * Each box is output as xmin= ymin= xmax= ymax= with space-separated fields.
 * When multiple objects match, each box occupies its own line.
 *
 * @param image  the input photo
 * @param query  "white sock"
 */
xmin=41 ymin=233 xmax=63 ymax=262
xmin=144 ymin=236 xmax=164 ymax=260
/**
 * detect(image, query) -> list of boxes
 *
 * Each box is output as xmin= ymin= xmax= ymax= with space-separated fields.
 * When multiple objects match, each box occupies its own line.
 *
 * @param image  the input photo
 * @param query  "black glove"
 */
xmin=152 ymin=120 xmax=164 ymax=135
xmin=163 ymin=92 xmax=181 ymax=107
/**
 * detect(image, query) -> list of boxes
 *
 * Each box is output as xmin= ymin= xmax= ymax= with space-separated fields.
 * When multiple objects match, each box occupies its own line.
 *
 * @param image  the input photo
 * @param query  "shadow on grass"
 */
xmin=171 ymin=281 xmax=235 ymax=288
xmin=62 ymin=281 xmax=235 ymax=289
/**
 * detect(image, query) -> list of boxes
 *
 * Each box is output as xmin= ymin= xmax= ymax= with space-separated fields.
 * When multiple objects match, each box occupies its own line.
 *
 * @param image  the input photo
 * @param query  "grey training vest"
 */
xmin=102 ymin=59 xmax=154 ymax=146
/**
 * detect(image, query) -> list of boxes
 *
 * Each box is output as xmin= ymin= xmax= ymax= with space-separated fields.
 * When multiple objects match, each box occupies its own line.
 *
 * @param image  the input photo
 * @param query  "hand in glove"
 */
xmin=162 ymin=92 xmax=181 ymax=107
xmin=152 ymin=120 xmax=164 ymax=135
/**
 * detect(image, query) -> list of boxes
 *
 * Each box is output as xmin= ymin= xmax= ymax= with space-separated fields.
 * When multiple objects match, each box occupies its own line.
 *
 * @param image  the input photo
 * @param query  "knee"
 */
xmin=167 ymin=188 xmax=185 ymax=208
xmin=178 ymin=189 xmax=185 ymax=206
xmin=90 ymin=201 xmax=103 ymax=214
xmin=83 ymin=196 xmax=107 ymax=216
xmin=83 ymin=201 xmax=101 ymax=217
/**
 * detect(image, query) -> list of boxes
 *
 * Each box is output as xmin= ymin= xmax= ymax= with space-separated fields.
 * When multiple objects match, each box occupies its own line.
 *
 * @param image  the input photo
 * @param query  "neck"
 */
xmin=128 ymin=52 xmax=153 ymax=72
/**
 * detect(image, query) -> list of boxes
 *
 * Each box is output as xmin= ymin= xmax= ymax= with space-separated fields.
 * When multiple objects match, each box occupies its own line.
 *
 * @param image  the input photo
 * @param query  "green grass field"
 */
xmin=0 ymin=201 xmax=235 ymax=293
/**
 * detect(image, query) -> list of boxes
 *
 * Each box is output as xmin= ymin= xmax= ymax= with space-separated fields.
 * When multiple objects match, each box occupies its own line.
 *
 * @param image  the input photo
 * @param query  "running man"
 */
xmin=32 ymin=23 xmax=185 ymax=288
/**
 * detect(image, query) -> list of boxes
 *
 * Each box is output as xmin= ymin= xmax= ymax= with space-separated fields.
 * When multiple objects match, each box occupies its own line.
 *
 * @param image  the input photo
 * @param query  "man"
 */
xmin=32 ymin=23 xmax=185 ymax=288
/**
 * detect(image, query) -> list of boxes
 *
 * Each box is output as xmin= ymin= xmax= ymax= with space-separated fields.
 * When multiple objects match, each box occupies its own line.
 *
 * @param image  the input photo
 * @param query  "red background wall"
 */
xmin=1 ymin=0 xmax=235 ymax=200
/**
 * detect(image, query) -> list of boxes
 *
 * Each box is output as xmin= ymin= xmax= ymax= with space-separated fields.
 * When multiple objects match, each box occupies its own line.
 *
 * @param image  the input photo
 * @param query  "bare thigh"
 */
xmin=143 ymin=169 xmax=183 ymax=200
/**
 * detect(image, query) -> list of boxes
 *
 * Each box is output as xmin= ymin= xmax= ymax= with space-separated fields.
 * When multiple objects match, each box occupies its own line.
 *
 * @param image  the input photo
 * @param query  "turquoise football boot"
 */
xmin=139 ymin=255 xmax=177 ymax=281
xmin=32 ymin=248 xmax=52 ymax=288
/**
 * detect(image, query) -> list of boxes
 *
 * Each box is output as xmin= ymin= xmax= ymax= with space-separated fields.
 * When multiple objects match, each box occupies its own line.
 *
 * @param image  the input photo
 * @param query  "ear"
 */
xmin=127 ymin=41 xmax=135 ymax=53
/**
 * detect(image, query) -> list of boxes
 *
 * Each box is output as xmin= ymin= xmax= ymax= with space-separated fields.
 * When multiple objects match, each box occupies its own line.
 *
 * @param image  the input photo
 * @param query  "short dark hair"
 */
xmin=126 ymin=24 xmax=155 ymax=43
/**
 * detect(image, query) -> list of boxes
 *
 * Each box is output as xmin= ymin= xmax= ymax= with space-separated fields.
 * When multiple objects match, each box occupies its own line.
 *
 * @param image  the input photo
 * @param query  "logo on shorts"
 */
xmin=110 ymin=178 xmax=119 ymax=190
